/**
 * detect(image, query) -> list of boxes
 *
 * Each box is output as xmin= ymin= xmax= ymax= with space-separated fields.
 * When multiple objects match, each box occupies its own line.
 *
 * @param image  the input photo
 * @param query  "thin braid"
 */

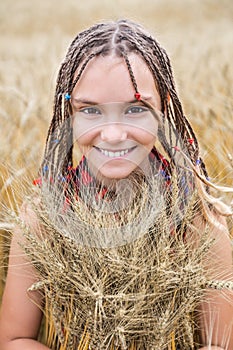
xmin=122 ymin=51 xmax=139 ymax=94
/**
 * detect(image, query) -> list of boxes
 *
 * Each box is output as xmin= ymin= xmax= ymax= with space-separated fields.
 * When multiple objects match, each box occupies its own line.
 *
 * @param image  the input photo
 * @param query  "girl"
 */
xmin=0 ymin=19 xmax=232 ymax=350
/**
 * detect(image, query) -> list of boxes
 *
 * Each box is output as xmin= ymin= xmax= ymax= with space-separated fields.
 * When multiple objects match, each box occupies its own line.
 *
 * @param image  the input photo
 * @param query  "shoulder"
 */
xmin=190 ymin=211 xmax=232 ymax=280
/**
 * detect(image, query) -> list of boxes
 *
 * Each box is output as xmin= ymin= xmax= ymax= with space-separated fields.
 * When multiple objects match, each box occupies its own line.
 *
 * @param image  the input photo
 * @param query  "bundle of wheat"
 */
xmin=9 ymin=169 xmax=230 ymax=350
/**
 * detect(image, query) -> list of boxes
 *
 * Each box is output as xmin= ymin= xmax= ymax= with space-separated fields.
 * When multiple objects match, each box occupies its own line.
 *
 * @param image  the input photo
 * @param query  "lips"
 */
xmin=95 ymin=146 xmax=136 ymax=158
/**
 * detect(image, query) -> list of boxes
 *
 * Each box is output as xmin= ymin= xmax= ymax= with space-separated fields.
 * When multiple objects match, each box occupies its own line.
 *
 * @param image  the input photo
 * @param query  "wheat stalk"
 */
xmin=10 ymin=171 xmax=227 ymax=350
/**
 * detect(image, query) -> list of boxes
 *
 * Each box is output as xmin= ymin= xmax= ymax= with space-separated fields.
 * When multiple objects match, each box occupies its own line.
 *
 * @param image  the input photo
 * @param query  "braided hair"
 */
xmin=41 ymin=19 xmax=207 ymax=180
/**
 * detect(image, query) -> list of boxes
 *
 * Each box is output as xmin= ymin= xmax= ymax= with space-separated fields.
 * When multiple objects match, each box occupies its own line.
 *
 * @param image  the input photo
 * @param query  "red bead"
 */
xmin=135 ymin=92 xmax=141 ymax=100
xmin=188 ymin=138 xmax=194 ymax=145
xmin=81 ymin=170 xmax=93 ymax=185
xmin=95 ymin=187 xmax=109 ymax=202
xmin=62 ymin=197 xmax=70 ymax=213
xmin=33 ymin=177 xmax=42 ymax=186
xmin=159 ymin=155 xmax=169 ymax=167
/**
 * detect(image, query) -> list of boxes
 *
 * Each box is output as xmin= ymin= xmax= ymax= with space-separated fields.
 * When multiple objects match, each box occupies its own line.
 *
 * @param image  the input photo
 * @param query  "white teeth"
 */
xmin=100 ymin=148 xmax=130 ymax=158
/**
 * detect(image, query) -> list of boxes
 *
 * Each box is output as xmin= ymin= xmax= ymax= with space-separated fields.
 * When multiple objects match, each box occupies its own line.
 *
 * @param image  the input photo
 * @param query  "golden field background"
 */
xmin=0 ymin=0 xmax=232 ymax=299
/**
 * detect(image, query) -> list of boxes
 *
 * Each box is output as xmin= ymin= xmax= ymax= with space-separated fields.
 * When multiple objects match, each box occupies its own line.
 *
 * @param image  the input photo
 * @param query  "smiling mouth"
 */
xmin=95 ymin=146 xmax=136 ymax=158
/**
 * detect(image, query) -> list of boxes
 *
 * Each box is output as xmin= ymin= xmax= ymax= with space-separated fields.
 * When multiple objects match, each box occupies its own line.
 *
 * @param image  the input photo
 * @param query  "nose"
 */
xmin=100 ymin=123 xmax=127 ymax=143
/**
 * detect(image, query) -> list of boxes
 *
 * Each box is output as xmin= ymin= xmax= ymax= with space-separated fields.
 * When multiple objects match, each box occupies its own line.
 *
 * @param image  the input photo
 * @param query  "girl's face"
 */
xmin=72 ymin=53 xmax=161 ymax=182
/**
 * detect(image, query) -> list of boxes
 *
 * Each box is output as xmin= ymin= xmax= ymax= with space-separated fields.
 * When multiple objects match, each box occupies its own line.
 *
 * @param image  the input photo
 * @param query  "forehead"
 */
xmin=72 ymin=53 xmax=161 ymax=108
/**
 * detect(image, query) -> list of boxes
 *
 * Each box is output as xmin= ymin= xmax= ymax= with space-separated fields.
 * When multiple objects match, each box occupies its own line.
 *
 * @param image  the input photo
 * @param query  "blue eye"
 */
xmin=126 ymin=105 xmax=149 ymax=115
xmin=80 ymin=107 xmax=102 ymax=115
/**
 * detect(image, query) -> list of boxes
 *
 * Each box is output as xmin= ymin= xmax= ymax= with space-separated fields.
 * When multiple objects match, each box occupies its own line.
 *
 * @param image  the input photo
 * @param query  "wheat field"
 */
xmin=0 ymin=0 xmax=232 ymax=326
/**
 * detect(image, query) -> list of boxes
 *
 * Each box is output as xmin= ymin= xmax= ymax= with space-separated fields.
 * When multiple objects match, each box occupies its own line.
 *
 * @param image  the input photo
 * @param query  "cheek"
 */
xmin=73 ymin=118 xmax=98 ymax=148
xmin=131 ymin=121 xmax=158 ymax=146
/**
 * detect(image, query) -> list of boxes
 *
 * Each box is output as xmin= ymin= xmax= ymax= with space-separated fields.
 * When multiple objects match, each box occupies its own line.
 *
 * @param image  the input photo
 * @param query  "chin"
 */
xmin=97 ymin=166 xmax=137 ymax=181
xmin=99 ymin=171 xmax=132 ymax=181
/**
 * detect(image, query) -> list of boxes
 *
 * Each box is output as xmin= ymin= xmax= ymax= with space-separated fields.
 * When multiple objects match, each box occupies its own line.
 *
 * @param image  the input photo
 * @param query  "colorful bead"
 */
xmin=33 ymin=177 xmax=42 ymax=186
xmin=159 ymin=169 xmax=167 ymax=177
xmin=58 ymin=175 xmax=66 ymax=182
xmin=135 ymin=92 xmax=141 ymax=101
xmin=196 ymin=159 xmax=201 ymax=165
xmin=188 ymin=138 xmax=194 ymax=145
xmin=95 ymin=188 xmax=108 ymax=200
xmin=62 ymin=197 xmax=71 ymax=213
xmin=43 ymin=165 xmax=49 ymax=172
xmin=65 ymin=93 xmax=71 ymax=100
xmin=52 ymin=139 xmax=59 ymax=144
xmin=81 ymin=170 xmax=93 ymax=185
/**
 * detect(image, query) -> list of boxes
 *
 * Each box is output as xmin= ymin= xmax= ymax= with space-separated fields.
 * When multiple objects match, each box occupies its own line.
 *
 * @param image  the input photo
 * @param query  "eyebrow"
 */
xmin=71 ymin=98 xmax=99 ymax=105
xmin=71 ymin=95 xmax=154 ymax=105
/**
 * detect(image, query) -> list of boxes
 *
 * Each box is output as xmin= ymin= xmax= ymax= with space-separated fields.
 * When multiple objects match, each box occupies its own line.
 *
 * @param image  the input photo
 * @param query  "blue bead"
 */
xmin=58 ymin=175 xmax=66 ymax=182
xmin=196 ymin=159 xmax=201 ymax=165
xmin=43 ymin=165 xmax=49 ymax=172
xmin=159 ymin=169 xmax=166 ymax=177
xmin=65 ymin=93 xmax=71 ymax=100
xmin=181 ymin=176 xmax=186 ymax=185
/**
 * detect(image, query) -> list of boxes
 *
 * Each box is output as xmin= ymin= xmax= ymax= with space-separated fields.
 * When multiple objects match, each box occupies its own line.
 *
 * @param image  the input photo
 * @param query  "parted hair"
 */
xmin=42 ymin=19 xmax=206 ymax=176
xmin=41 ymin=19 xmax=232 ymax=219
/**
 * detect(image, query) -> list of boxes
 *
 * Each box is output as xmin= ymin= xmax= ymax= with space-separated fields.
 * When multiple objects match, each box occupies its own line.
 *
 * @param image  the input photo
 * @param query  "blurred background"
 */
xmin=1 ymin=0 xmax=232 ymax=179
xmin=0 ymin=0 xmax=232 ymax=295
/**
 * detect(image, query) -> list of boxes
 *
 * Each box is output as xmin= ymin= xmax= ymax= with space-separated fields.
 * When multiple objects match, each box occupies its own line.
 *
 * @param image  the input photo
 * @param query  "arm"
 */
xmin=195 ymin=214 xmax=233 ymax=350
xmin=0 ymin=204 xmax=50 ymax=349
